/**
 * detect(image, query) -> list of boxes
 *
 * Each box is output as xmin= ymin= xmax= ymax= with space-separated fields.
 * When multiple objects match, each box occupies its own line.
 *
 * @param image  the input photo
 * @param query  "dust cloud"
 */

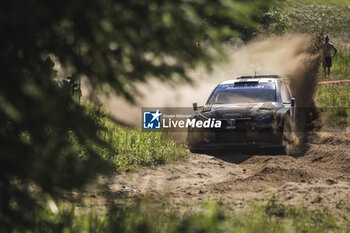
xmin=88 ymin=34 xmax=321 ymax=130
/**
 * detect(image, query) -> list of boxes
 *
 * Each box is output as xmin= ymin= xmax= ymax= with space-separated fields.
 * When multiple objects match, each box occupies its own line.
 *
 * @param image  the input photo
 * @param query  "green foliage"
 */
xmin=277 ymin=0 xmax=350 ymax=126
xmin=0 ymin=0 xmax=276 ymax=230
xmin=17 ymin=199 xmax=350 ymax=233
xmin=260 ymin=9 xmax=291 ymax=34
xmin=287 ymin=0 xmax=350 ymax=7
xmin=264 ymin=195 xmax=340 ymax=232
xmin=311 ymin=195 xmax=323 ymax=204
xmin=315 ymin=50 xmax=350 ymax=126
xmin=0 ymin=99 xmax=113 ymax=231
xmin=86 ymin=103 xmax=187 ymax=171
xmin=100 ymin=124 xmax=187 ymax=171
xmin=285 ymin=3 xmax=350 ymax=40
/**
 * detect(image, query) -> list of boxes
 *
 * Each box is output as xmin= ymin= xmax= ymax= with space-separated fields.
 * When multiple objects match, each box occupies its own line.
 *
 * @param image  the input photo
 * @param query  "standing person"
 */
xmin=323 ymin=36 xmax=337 ymax=76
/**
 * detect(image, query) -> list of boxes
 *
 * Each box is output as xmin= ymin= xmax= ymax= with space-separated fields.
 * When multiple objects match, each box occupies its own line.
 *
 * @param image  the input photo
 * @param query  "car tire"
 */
xmin=283 ymin=114 xmax=295 ymax=156
xmin=187 ymin=130 xmax=199 ymax=152
xmin=283 ymin=114 xmax=306 ymax=157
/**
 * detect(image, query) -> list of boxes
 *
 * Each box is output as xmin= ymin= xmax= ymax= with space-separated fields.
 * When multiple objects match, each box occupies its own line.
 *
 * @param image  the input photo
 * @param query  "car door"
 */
xmin=280 ymin=81 xmax=296 ymax=122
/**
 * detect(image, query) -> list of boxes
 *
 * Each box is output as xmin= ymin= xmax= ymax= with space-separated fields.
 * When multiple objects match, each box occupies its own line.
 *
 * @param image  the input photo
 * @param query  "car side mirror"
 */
xmin=290 ymin=97 xmax=296 ymax=107
xmin=192 ymin=102 xmax=204 ymax=111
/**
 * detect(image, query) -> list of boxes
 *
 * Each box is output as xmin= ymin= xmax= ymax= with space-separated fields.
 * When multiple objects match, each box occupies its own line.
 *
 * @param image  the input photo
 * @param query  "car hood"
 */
xmin=199 ymin=102 xmax=280 ymax=119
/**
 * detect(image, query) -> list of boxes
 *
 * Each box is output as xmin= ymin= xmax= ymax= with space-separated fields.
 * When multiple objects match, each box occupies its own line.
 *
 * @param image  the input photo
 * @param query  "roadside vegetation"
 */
xmin=283 ymin=0 xmax=350 ymax=126
xmin=26 ymin=196 xmax=350 ymax=233
xmin=101 ymin=123 xmax=187 ymax=171
xmin=86 ymin=104 xmax=187 ymax=171
xmin=81 ymin=1 xmax=350 ymax=232
xmin=1 ymin=0 xmax=277 ymax=230
xmin=286 ymin=0 xmax=350 ymax=7
xmin=3 ymin=0 xmax=350 ymax=231
xmin=315 ymin=52 xmax=350 ymax=126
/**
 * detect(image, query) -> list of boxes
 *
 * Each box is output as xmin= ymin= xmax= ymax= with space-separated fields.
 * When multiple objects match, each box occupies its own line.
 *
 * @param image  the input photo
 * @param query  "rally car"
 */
xmin=187 ymin=75 xmax=296 ymax=154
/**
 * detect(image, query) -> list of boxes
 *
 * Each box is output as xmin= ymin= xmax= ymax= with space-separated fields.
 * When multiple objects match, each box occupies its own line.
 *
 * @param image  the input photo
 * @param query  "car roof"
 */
xmin=220 ymin=75 xmax=282 ymax=85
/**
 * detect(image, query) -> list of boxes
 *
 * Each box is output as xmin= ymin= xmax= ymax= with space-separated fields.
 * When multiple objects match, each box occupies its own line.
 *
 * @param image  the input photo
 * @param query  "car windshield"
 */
xmin=207 ymin=82 xmax=276 ymax=104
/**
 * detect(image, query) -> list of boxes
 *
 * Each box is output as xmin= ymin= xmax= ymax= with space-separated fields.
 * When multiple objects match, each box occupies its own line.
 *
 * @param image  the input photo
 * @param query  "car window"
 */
xmin=207 ymin=82 xmax=276 ymax=104
xmin=280 ymin=82 xmax=291 ymax=102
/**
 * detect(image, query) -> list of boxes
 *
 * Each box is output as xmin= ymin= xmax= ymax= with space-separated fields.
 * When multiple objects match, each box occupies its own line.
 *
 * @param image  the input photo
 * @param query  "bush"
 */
xmin=85 ymin=103 xmax=187 ymax=171
xmin=26 ymin=198 xmax=350 ymax=233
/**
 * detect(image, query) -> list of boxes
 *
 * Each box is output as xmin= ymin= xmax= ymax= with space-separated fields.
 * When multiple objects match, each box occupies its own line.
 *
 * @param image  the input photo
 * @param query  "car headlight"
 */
xmin=255 ymin=113 xmax=273 ymax=121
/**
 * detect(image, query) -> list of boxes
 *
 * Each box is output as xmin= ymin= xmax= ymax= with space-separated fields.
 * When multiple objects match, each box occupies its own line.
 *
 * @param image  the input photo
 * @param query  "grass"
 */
xmin=285 ymin=3 xmax=350 ymax=41
xmin=287 ymin=0 xmax=350 ymax=7
xmin=274 ymin=0 xmax=350 ymax=126
xmin=86 ymin=103 xmax=187 ymax=171
xmin=311 ymin=195 xmax=323 ymax=204
xmin=315 ymin=50 xmax=350 ymax=126
xmin=100 ymin=120 xmax=187 ymax=171
xmin=64 ymin=3 xmax=350 ymax=233
xmin=25 ymin=196 xmax=350 ymax=233
xmin=16 ymin=2 xmax=350 ymax=232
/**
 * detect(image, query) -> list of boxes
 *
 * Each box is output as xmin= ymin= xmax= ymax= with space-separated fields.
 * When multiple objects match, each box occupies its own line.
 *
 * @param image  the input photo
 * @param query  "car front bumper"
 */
xmin=187 ymin=124 xmax=283 ymax=151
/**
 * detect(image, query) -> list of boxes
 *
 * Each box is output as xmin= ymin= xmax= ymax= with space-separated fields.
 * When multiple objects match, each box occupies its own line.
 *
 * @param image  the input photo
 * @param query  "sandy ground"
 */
xmin=82 ymin=128 xmax=350 ymax=220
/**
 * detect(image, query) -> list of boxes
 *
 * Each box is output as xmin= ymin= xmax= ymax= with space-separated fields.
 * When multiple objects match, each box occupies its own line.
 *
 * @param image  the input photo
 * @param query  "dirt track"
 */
xmin=87 ymin=35 xmax=330 ymax=211
xmin=86 ymin=128 xmax=350 ymax=216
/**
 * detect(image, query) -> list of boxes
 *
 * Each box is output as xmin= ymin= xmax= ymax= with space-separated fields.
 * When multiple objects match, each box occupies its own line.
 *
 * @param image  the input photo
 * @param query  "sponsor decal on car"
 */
xmin=216 ymin=83 xmax=275 ymax=91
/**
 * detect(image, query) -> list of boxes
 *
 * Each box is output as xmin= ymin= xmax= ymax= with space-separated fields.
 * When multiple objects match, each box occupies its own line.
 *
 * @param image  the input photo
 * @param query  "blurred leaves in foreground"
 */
xmin=0 ymin=0 xmax=274 ymax=231
xmin=22 ymin=198 xmax=349 ymax=233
